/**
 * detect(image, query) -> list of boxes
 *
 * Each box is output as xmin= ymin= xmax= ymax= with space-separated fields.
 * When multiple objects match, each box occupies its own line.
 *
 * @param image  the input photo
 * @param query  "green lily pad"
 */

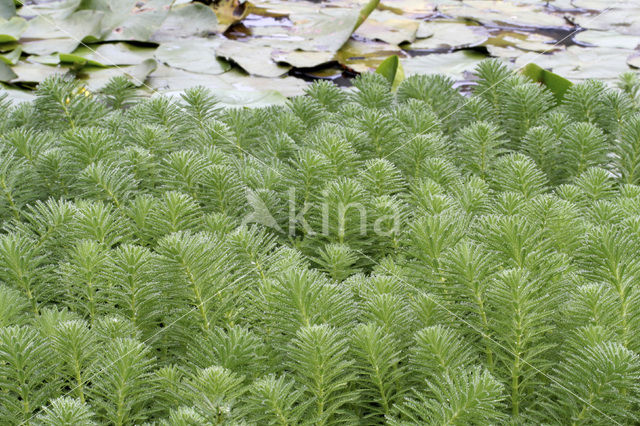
xmin=409 ymin=21 xmax=489 ymax=50
xmin=336 ymin=39 xmax=404 ymax=73
xmin=521 ymin=62 xmax=573 ymax=102
xmin=485 ymin=31 xmax=562 ymax=54
xmin=0 ymin=84 xmax=36 ymax=104
xmin=271 ymin=50 xmax=335 ymax=69
xmin=147 ymin=64 xmax=307 ymax=98
xmin=75 ymin=58 xmax=157 ymax=90
xmin=0 ymin=46 xmax=21 ymax=65
xmin=9 ymin=61 xmax=69 ymax=83
xmin=0 ymin=17 xmax=27 ymax=42
xmin=102 ymin=0 xmax=173 ymax=42
xmin=0 ymin=60 xmax=16 ymax=81
xmin=401 ymin=50 xmax=487 ymax=79
xmin=572 ymin=8 xmax=640 ymax=35
xmin=628 ymin=52 xmax=640 ymax=69
xmin=18 ymin=0 xmax=82 ymax=20
xmin=514 ymin=46 xmax=635 ymax=81
xmin=354 ymin=10 xmax=420 ymax=45
xmin=20 ymin=11 xmax=104 ymax=55
xmin=216 ymin=39 xmax=291 ymax=78
xmin=574 ymin=30 xmax=640 ymax=50
xmin=213 ymin=89 xmax=288 ymax=108
xmin=440 ymin=1 xmax=568 ymax=28
xmin=63 ymin=43 xmax=156 ymax=66
xmin=150 ymin=3 xmax=218 ymax=42
xmin=0 ymin=1 xmax=15 ymax=20
xmin=155 ymin=39 xmax=230 ymax=74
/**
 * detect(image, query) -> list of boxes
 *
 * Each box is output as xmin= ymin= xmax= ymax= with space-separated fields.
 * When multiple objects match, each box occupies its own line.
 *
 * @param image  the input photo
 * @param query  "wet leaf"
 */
xmin=521 ymin=62 xmax=573 ymax=102
xmin=354 ymin=9 xmax=419 ymax=45
xmin=440 ymin=1 xmax=568 ymax=28
xmin=401 ymin=50 xmax=486 ymax=79
xmin=211 ymin=0 xmax=250 ymax=33
xmin=0 ymin=60 xmax=16 ymax=81
xmin=102 ymin=0 xmax=173 ymax=42
xmin=9 ymin=61 xmax=69 ymax=83
xmin=0 ymin=1 xmax=15 ymax=20
xmin=155 ymin=38 xmax=230 ymax=74
xmin=18 ymin=0 xmax=82 ymax=20
xmin=0 ymin=17 xmax=27 ymax=42
xmin=628 ymin=52 xmax=640 ymax=69
xmin=0 ymin=84 xmax=36 ymax=104
xmin=485 ymin=31 xmax=562 ymax=54
xmin=20 ymin=11 xmax=103 ymax=55
xmin=216 ymin=39 xmax=291 ymax=77
xmin=515 ymin=46 xmax=635 ymax=81
xmin=572 ymin=8 xmax=640 ymax=35
xmin=150 ymin=3 xmax=218 ymax=42
xmin=75 ymin=58 xmax=157 ymax=89
xmin=271 ymin=50 xmax=335 ymax=69
xmin=574 ymin=30 xmax=640 ymax=50
xmin=409 ymin=21 xmax=489 ymax=50
xmin=0 ymin=46 xmax=20 ymax=65
xmin=336 ymin=39 xmax=404 ymax=73
xmin=378 ymin=0 xmax=435 ymax=18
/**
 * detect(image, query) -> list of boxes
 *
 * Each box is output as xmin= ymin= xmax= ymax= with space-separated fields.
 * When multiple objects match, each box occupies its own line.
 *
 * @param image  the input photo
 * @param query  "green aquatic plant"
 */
xmin=0 ymin=62 xmax=640 ymax=424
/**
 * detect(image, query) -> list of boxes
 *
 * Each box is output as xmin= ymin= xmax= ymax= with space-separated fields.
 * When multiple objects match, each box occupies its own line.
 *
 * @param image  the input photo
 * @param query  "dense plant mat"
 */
xmin=2 ymin=61 xmax=640 ymax=424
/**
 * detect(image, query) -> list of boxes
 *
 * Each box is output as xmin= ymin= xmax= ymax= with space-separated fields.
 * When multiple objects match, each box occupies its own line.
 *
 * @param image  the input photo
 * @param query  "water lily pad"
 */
xmin=486 ymin=31 xmax=562 ymax=53
xmin=155 ymin=39 xmax=230 ymax=74
xmin=0 ymin=60 xmax=16 ymax=81
xmin=0 ymin=47 xmax=21 ymax=65
xmin=336 ymin=39 xmax=404 ymax=72
xmin=18 ymin=0 xmax=82 ymax=20
xmin=401 ymin=50 xmax=487 ymax=79
xmin=574 ymin=30 xmax=639 ymax=50
xmin=271 ymin=50 xmax=335 ymax=68
xmin=354 ymin=10 xmax=420 ymax=45
xmin=378 ymin=0 xmax=436 ymax=17
xmin=216 ymin=39 xmax=291 ymax=77
xmin=20 ymin=11 xmax=104 ymax=55
xmin=628 ymin=52 xmax=640 ymax=69
xmin=0 ymin=84 xmax=36 ymax=104
xmin=9 ymin=61 xmax=69 ymax=83
xmin=101 ymin=0 xmax=173 ymax=42
xmin=211 ymin=0 xmax=250 ymax=33
xmin=0 ymin=1 xmax=15 ymax=20
xmin=71 ymin=43 xmax=155 ymax=66
xmin=409 ymin=21 xmax=489 ymax=50
xmin=514 ymin=46 xmax=635 ymax=81
xmin=0 ymin=17 xmax=27 ymax=43
xmin=440 ymin=1 xmax=568 ymax=28
xmin=572 ymin=8 xmax=640 ymax=35
xmin=150 ymin=3 xmax=218 ymax=42
xmin=75 ymin=58 xmax=157 ymax=90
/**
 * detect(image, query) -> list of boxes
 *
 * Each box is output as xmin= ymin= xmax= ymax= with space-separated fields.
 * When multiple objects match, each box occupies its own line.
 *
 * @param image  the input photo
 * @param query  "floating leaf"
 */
xmin=102 ymin=0 xmax=173 ymax=42
xmin=628 ymin=52 xmax=640 ymax=69
xmin=18 ymin=0 xmax=82 ymax=20
xmin=216 ymin=39 xmax=291 ymax=77
xmin=150 ymin=2 xmax=218 ymax=42
xmin=440 ymin=1 xmax=568 ymax=28
xmin=409 ymin=21 xmax=489 ymax=50
xmin=572 ymin=7 xmax=640 ymax=35
xmin=155 ymin=38 xmax=230 ymax=74
xmin=75 ymin=58 xmax=157 ymax=90
xmin=515 ymin=46 xmax=636 ymax=81
xmin=211 ymin=0 xmax=250 ymax=33
xmin=401 ymin=50 xmax=486 ymax=79
xmin=574 ymin=30 xmax=640 ymax=50
xmin=0 ymin=60 xmax=16 ymax=81
xmin=271 ymin=50 xmax=335 ymax=69
xmin=0 ymin=84 xmax=36 ymax=104
xmin=354 ymin=9 xmax=419 ymax=45
xmin=0 ymin=46 xmax=20 ymax=65
xmin=336 ymin=39 xmax=405 ymax=73
xmin=521 ymin=62 xmax=573 ymax=102
xmin=9 ymin=61 xmax=69 ymax=83
xmin=0 ymin=1 xmax=15 ymax=20
xmin=20 ymin=11 xmax=103 ymax=55
xmin=0 ymin=17 xmax=27 ymax=42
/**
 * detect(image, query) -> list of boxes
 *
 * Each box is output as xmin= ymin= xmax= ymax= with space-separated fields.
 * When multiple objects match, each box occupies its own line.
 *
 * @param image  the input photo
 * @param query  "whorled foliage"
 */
xmin=0 ymin=64 xmax=640 ymax=424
